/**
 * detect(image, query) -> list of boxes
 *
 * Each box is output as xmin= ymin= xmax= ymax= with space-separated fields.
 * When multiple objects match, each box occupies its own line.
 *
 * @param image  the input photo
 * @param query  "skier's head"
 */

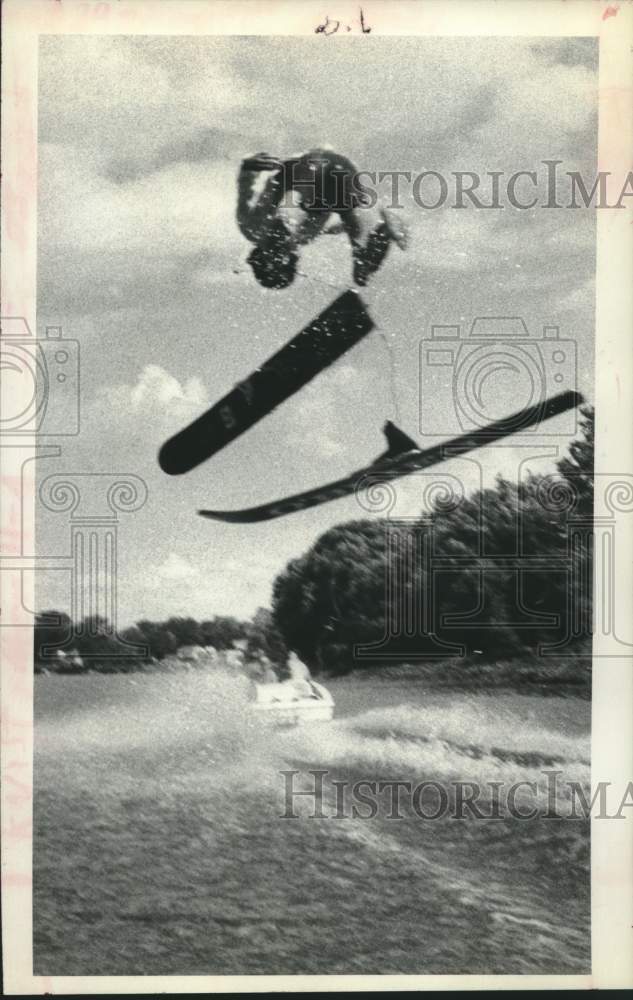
xmin=248 ymin=221 xmax=298 ymax=289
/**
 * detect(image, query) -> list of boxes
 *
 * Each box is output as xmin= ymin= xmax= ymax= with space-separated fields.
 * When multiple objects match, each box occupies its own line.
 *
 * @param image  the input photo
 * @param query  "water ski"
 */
xmin=198 ymin=390 xmax=584 ymax=524
xmin=158 ymin=289 xmax=374 ymax=476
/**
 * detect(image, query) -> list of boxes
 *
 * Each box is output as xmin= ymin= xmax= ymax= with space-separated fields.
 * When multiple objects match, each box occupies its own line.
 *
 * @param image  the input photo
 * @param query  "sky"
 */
xmin=35 ymin=34 xmax=598 ymax=626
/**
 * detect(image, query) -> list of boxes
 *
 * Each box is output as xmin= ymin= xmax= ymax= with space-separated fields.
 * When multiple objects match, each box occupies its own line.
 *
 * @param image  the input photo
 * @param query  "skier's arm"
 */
xmin=236 ymin=164 xmax=285 ymax=242
xmin=236 ymin=164 xmax=263 ymax=242
xmin=236 ymin=157 xmax=297 ymax=243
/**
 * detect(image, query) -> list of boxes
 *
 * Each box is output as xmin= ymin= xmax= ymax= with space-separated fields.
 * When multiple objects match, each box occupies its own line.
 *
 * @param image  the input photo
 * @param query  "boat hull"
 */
xmin=250 ymin=679 xmax=334 ymax=726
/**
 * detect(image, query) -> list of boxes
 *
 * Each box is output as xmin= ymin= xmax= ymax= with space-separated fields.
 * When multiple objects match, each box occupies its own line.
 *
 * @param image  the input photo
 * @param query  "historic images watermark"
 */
xmin=348 ymin=302 xmax=630 ymax=662
xmin=278 ymin=159 xmax=633 ymax=211
xmin=352 ymin=469 xmax=632 ymax=661
xmin=279 ymin=769 xmax=633 ymax=822
xmin=419 ymin=316 xmax=577 ymax=439
xmin=0 ymin=317 xmax=80 ymax=437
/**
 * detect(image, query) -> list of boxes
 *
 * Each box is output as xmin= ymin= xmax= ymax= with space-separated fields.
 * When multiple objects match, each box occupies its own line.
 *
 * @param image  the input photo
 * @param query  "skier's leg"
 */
xmin=351 ymin=222 xmax=393 ymax=287
xmin=335 ymin=207 xmax=389 ymax=286
xmin=340 ymin=205 xmax=409 ymax=286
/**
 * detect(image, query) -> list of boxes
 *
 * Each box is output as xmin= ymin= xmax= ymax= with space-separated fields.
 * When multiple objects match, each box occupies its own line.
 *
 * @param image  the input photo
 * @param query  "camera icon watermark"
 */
xmin=0 ymin=316 xmax=80 ymax=436
xmin=419 ymin=317 xmax=577 ymax=438
xmin=1 ymin=462 xmax=149 ymax=661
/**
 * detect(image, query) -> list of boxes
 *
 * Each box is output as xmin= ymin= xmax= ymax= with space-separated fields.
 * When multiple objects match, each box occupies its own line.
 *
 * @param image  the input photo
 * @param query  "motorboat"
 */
xmin=250 ymin=677 xmax=334 ymax=726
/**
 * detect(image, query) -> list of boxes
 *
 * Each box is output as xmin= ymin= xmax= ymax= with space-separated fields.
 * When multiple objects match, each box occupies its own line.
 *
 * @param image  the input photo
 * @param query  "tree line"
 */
xmin=36 ymin=408 xmax=594 ymax=682
xmin=271 ymin=408 xmax=594 ymax=675
xmin=34 ymin=607 xmax=287 ymax=674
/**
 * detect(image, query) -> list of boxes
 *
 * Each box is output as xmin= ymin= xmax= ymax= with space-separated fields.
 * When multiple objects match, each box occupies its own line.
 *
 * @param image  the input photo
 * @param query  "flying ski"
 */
xmin=158 ymin=290 xmax=373 ymax=476
xmin=198 ymin=390 xmax=585 ymax=524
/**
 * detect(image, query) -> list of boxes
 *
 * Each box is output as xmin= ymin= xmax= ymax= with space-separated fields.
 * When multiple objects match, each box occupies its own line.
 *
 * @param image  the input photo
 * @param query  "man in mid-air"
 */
xmin=236 ymin=148 xmax=408 ymax=289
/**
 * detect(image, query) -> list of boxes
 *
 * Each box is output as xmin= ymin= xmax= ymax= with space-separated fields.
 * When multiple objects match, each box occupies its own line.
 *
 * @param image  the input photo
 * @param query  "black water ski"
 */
xmin=198 ymin=390 xmax=584 ymax=524
xmin=159 ymin=290 xmax=374 ymax=475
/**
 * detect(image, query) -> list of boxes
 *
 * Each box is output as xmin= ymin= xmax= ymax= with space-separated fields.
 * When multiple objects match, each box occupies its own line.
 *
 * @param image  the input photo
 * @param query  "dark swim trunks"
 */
xmin=282 ymin=149 xmax=366 ymax=214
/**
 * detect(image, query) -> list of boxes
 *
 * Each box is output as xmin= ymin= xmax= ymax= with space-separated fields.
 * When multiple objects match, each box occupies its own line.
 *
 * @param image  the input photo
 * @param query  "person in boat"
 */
xmin=236 ymin=148 xmax=408 ymax=289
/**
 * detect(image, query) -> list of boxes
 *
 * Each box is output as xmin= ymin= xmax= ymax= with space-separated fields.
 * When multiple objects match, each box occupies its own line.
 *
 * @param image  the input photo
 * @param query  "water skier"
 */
xmin=236 ymin=148 xmax=408 ymax=289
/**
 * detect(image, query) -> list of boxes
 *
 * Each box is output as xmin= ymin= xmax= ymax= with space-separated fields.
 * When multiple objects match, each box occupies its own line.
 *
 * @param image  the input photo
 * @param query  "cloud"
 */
xmin=104 ymin=128 xmax=244 ymax=184
xmin=555 ymin=278 xmax=595 ymax=315
xmin=39 ymin=35 xmax=248 ymax=150
xmin=38 ymin=35 xmax=599 ymax=318
xmin=494 ymin=62 xmax=597 ymax=143
xmin=99 ymin=365 xmax=208 ymax=435
xmin=152 ymin=552 xmax=199 ymax=582
xmin=34 ymin=35 xmax=598 ymax=629
xmin=40 ymin=143 xmax=242 ymax=257
xmin=286 ymin=362 xmax=373 ymax=459
xmin=128 ymin=365 xmax=205 ymax=410
xmin=137 ymin=547 xmax=284 ymax=618
xmin=530 ymin=38 xmax=598 ymax=71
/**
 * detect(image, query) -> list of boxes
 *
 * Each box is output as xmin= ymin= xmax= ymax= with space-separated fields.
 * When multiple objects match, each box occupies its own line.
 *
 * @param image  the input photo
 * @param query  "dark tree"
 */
xmin=272 ymin=520 xmax=394 ymax=674
xmin=164 ymin=616 xmax=204 ymax=649
xmin=245 ymin=607 xmax=289 ymax=676
xmin=136 ymin=620 xmax=178 ymax=660
xmin=34 ymin=610 xmax=72 ymax=662
xmin=271 ymin=411 xmax=595 ymax=671
xmin=200 ymin=616 xmax=246 ymax=650
xmin=556 ymin=405 xmax=594 ymax=517
xmin=75 ymin=616 xmax=125 ymax=663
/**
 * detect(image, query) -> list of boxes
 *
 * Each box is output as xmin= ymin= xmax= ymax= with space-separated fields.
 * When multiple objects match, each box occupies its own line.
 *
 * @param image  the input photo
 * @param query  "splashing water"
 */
xmin=34 ymin=669 xmax=590 ymax=975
